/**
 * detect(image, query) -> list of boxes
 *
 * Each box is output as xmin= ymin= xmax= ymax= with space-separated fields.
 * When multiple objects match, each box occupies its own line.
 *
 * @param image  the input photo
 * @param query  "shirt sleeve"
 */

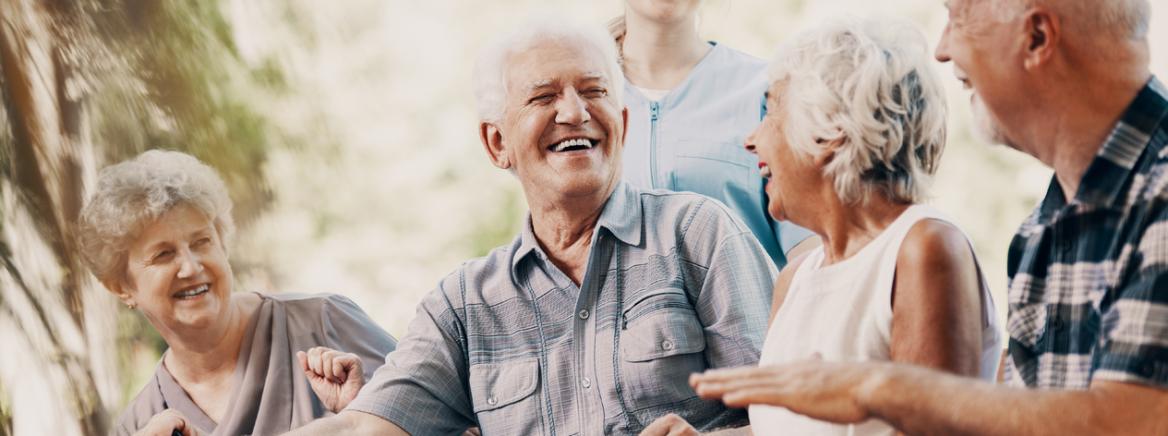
xmin=773 ymin=217 xmax=815 ymax=259
xmin=1091 ymin=207 xmax=1168 ymax=388
xmin=344 ymin=278 xmax=476 ymax=435
xmin=683 ymin=200 xmax=778 ymax=369
xmin=319 ymin=294 xmax=398 ymax=381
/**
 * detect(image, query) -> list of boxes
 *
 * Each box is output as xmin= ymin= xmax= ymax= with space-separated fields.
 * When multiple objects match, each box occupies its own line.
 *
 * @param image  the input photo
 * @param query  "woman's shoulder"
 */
xmin=257 ymin=292 xmax=369 ymax=325
xmin=896 ymin=208 xmax=979 ymax=270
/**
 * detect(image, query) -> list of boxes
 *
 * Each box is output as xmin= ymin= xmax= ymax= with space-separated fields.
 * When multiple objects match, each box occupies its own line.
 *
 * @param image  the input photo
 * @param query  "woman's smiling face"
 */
xmin=121 ymin=203 xmax=234 ymax=335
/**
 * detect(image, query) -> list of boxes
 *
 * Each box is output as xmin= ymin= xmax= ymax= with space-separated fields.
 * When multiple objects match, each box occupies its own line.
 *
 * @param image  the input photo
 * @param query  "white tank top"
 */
xmin=748 ymin=205 xmax=1001 ymax=435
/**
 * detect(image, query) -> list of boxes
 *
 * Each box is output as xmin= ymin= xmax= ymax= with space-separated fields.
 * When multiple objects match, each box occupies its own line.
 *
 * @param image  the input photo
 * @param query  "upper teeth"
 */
xmin=176 ymin=284 xmax=209 ymax=298
xmin=552 ymin=138 xmax=592 ymax=152
xmin=760 ymin=167 xmax=772 ymax=178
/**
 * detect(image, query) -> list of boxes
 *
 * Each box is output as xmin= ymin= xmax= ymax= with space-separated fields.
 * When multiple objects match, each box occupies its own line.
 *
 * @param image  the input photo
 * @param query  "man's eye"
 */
xmin=584 ymin=88 xmax=607 ymax=98
xmin=529 ymin=94 xmax=554 ymax=104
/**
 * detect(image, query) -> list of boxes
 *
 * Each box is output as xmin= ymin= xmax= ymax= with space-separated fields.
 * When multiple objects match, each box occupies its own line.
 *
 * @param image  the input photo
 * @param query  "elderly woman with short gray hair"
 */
xmin=651 ymin=18 xmax=1003 ymax=436
xmin=78 ymin=150 xmax=396 ymax=436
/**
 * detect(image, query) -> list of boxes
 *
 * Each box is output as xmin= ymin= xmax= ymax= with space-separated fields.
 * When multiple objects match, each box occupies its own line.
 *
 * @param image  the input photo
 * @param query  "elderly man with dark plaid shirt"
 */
xmin=688 ymin=0 xmax=1168 ymax=434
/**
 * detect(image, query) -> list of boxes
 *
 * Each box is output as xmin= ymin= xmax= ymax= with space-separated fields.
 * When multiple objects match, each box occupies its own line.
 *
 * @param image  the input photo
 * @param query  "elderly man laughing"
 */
xmin=286 ymin=16 xmax=774 ymax=436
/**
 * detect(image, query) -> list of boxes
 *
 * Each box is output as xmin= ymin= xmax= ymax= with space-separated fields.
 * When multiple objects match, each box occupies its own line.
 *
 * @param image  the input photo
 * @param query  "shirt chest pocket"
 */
xmin=618 ymin=288 xmax=708 ymax=410
xmin=670 ymin=137 xmax=758 ymax=195
xmin=469 ymin=358 xmax=542 ymax=434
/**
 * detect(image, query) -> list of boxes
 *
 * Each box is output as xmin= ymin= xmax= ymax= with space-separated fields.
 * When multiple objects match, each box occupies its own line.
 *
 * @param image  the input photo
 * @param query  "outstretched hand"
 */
xmin=297 ymin=346 xmax=365 ymax=413
xmin=689 ymin=357 xmax=884 ymax=425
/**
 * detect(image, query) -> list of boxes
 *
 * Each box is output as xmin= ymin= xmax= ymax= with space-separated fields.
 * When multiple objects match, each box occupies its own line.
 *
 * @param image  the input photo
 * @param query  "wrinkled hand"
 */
xmin=298 ymin=346 xmax=365 ymax=413
xmin=689 ymin=358 xmax=882 ymax=425
xmin=133 ymin=409 xmax=199 ymax=436
xmin=639 ymin=413 xmax=699 ymax=436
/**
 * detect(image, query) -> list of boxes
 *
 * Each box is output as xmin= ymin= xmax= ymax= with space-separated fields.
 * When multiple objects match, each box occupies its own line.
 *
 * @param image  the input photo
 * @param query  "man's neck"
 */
xmin=620 ymin=12 xmax=710 ymax=90
xmin=1021 ymin=64 xmax=1150 ymax=200
xmin=526 ymin=187 xmax=613 ymax=286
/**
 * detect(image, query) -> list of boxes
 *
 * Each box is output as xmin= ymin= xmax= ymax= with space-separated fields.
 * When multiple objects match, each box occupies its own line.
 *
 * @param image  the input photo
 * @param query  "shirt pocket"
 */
xmin=469 ymin=358 xmax=542 ymax=434
xmin=618 ymin=287 xmax=708 ymax=410
xmin=670 ymin=137 xmax=759 ymax=201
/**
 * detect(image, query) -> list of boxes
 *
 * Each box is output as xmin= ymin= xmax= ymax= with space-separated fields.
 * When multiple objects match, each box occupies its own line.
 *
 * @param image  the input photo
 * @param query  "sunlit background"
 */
xmin=1 ymin=0 xmax=1165 ymax=434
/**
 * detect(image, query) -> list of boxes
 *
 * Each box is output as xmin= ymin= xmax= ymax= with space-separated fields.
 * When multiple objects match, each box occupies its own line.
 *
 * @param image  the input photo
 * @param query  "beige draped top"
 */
xmin=114 ymin=293 xmax=396 ymax=436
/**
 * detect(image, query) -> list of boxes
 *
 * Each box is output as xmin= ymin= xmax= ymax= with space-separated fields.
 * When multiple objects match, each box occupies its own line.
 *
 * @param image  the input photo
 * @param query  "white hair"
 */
xmin=77 ymin=149 xmax=235 ymax=284
xmin=768 ymin=17 xmax=947 ymax=205
xmin=987 ymin=0 xmax=1150 ymax=40
xmin=473 ymin=14 xmax=624 ymax=123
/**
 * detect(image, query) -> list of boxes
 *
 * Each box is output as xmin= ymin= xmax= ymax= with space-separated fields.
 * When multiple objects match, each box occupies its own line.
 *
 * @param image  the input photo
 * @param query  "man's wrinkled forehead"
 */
xmin=947 ymin=0 xmax=1017 ymax=22
xmin=505 ymin=40 xmax=612 ymax=92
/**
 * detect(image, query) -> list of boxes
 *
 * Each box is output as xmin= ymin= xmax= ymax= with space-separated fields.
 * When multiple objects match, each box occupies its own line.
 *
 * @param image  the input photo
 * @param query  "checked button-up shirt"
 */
xmin=1005 ymin=77 xmax=1168 ymax=390
xmin=347 ymin=181 xmax=777 ymax=435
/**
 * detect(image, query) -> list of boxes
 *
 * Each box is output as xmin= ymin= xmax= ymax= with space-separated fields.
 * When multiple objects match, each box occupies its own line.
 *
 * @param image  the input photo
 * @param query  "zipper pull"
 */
xmin=650 ymin=102 xmax=659 ymax=121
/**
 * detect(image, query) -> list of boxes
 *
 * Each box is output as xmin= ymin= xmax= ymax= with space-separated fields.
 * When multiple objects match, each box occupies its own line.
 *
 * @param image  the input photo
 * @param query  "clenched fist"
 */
xmin=297 ymin=346 xmax=365 ymax=413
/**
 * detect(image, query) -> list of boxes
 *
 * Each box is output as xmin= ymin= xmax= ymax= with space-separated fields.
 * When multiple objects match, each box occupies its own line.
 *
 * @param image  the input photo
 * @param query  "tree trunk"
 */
xmin=0 ymin=0 xmax=113 ymax=434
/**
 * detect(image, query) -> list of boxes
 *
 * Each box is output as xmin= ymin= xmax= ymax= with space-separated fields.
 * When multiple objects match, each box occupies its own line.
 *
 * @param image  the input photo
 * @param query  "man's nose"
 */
xmin=555 ymin=89 xmax=591 ymax=125
xmin=935 ymin=24 xmax=952 ymax=63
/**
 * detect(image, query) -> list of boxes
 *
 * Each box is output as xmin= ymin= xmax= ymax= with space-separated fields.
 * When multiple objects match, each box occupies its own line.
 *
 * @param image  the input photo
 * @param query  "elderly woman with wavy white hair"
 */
xmin=77 ymin=150 xmax=396 ymax=436
xmin=644 ymin=18 xmax=1004 ymax=436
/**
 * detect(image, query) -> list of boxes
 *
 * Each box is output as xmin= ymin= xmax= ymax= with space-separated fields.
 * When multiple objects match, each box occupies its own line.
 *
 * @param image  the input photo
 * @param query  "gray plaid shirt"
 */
xmin=348 ymin=182 xmax=776 ymax=435
xmin=1004 ymin=77 xmax=1168 ymax=389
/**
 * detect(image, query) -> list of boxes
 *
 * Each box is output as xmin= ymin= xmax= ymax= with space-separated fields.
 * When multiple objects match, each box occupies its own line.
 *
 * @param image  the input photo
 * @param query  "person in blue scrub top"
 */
xmin=609 ymin=0 xmax=818 ymax=268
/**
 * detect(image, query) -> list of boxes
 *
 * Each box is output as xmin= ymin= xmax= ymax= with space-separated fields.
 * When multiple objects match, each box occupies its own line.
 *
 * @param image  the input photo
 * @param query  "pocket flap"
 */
xmin=469 ymin=358 xmax=540 ymax=413
xmin=621 ymin=303 xmax=707 ymax=362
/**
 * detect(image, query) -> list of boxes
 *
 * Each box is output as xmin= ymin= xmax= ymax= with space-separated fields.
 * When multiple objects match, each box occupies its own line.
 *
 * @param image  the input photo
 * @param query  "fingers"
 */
xmin=297 ymin=351 xmax=309 ymax=372
xmin=301 ymin=347 xmax=362 ymax=384
xmin=691 ymin=366 xmax=782 ymax=400
xmin=334 ymin=353 xmax=363 ymax=383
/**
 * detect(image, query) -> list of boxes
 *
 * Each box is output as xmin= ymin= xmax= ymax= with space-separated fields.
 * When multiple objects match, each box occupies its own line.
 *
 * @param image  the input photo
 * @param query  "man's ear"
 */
xmin=479 ymin=122 xmax=511 ymax=170
xmin=1022 ymin=7 xmax=1059 ymax=71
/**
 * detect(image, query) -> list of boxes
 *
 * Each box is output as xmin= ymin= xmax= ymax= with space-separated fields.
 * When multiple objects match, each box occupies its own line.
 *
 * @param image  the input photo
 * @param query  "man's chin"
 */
xmin=971 ymin=98 xmax=1011 ymax=147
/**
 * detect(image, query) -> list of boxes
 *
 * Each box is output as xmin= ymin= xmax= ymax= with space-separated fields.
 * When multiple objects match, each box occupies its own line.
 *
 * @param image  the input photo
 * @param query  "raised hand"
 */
xmin=133 ymin=409 xmax=200 ymax=436
xmin=297 ymin=346 xmax=365 ymax=413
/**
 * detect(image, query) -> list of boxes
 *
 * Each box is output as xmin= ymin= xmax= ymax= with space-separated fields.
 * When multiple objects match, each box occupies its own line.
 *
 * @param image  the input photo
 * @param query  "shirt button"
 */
xmin=581 ymin=377 xmax=592 ymax=389
xmin=487 ymin=395 xmax=498 ymax=406
xmin=662 ymin=340 xmax=675 ymax=351
xmin=578 ymin=309 xmax=590 ymax=320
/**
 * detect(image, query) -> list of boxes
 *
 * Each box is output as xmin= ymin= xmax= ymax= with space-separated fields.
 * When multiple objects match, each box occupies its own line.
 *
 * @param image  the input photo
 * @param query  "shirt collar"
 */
xmin=510 ymin=181 xmax=643 ymax=271
xmin=1045 ymin=76 xmax=1168 ymax=214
